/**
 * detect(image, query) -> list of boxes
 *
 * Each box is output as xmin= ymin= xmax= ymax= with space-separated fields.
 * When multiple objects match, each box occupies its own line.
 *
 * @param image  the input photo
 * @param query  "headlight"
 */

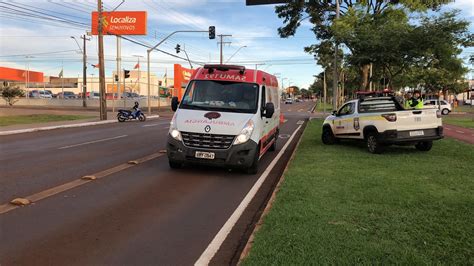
xmin=170 ymin=129 xmax=182 ymax=141
xmin=233 ymin=120 xmax=255 ymax=145
xmin=169 ymin=114 xmax=182 ymax=141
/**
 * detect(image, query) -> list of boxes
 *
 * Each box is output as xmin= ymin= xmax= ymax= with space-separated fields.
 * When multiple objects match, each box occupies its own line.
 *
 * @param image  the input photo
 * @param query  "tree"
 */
xmin=275 ymin=0 xmax=454 ymax=89
xmin=0 ymin=84 xmax=25 ymax=106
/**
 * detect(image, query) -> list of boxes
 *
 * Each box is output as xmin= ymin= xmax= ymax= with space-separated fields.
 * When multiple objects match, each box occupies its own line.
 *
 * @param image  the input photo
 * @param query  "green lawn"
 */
xmin=0 ymin=114 xmax=95 ymax=127
xmin=314 ymin=102 xmax=333 ymax=112
xmin=243 ymin=120 xmax=473 ymax=265
xmin=453 ymin=105 xmax=474 ymax=114
xmin=443 ymin=116 xmax=474 ymax=129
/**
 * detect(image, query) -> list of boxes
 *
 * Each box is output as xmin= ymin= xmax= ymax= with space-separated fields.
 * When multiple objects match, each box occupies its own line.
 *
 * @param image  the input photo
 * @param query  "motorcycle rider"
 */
xmin=131 ymin=101 xmax=139 ymax=118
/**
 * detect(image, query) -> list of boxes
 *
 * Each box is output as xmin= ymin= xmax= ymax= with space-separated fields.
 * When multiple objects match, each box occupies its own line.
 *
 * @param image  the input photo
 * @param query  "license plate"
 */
xmin=414 ymin=117 xmax=422 ymax=122
xmin=409 ymin=130 xmax=424 ymax=137
xmin=195 ymin=151 xmax=215 ymax=160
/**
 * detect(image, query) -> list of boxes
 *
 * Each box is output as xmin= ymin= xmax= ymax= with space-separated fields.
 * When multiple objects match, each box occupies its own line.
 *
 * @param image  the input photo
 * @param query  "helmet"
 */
xmin=134 ymin=101 xmax=139 ymax=105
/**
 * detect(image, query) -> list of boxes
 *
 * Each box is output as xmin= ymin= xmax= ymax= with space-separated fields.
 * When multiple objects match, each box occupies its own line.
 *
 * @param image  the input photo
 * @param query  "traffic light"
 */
xmin=175 ymin=44 xmax=181 ymax=54
xmin=209 ymin=26 xmax=215 ymax=39
xmin=124 ymin=70 xmax=130 ymax=79
xmin=114 ymin=74 xmax=118 ymax=82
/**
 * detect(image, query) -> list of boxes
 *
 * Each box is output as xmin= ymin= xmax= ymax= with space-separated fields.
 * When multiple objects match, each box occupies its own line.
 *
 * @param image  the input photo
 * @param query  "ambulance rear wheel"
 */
xmin=269 ymin=130 xmax=278 ymax=152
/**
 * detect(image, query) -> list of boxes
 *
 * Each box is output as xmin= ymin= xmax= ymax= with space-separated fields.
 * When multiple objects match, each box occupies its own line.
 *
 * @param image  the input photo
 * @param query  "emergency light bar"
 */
xmin=203 ymin=64 xmax=246 ymax=75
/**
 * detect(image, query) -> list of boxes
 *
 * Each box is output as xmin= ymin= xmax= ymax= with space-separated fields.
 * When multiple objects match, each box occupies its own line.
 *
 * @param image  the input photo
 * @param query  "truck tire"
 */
xmin=269 ymin=130 xmax=278 ymax=152
xmin=366 ymin=132 xmax=385 ymax=154
xmin=169 ymin=160 xmax=183 ymax=169
xmin=442 ymin=108 xmax=449 ymax=115
xmin=322 ymin=126 xmax=337 ymax=145
xmin=246 ymin=147 xmax=260 ymax=175
xmin=415 ymin=141 xmax=433 ymax=151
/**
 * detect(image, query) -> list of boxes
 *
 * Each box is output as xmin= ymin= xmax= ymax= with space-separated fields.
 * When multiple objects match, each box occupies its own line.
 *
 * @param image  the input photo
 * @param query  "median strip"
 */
xmin=0 ymin=152 xmax=165 ymax=215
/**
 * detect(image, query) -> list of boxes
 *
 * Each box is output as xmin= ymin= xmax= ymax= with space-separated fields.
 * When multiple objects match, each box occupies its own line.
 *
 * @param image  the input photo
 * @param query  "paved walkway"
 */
xmin=443 ymin=124 xmax=474 ymax=145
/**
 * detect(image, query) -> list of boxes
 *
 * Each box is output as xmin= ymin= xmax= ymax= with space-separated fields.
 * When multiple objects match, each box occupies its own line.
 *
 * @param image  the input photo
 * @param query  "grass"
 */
xmin=314 ymin=102 xmax=334 ymax=112
xmin=443 ymin=116 xmax=474 ymax=129
xmin=453 ymin=105 xmax=474 ymax=114
xmin=0 ymin=114 xmax=95 ymax=127
xmin=243 ymin=120 xmax=473 ymax=265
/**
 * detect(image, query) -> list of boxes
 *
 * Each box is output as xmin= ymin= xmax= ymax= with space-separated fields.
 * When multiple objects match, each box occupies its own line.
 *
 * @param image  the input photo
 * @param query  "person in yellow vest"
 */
xmin=405 ymin=90 xmax=424 ymax=109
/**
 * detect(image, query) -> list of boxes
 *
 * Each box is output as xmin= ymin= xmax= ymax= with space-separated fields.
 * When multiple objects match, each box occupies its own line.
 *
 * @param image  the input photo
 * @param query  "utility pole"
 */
xmin=81 ymin=34 xmax=90 ymax=107
xmin=332 ymin=0 xmax=340 ymax=111
xmin=116 ymin=36 xmax=121 ymax=111
xmin=97 ymin=0 xmax=107 ymax=120
xmin=324 ymin=70 xmax=327 ymax=115
xmin=217 ymin=34 xmax=232 ymax=64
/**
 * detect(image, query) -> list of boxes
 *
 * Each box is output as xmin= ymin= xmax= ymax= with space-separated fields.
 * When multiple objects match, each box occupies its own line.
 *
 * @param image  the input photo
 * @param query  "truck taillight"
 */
xmin=382 ymin=113 xmax=397 ymax=122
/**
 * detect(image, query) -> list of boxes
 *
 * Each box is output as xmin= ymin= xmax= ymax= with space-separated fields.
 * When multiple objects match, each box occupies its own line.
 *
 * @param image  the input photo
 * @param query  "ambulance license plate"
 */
xmin=195 ymin=151 xmax=215 ymax=160
xmin=409 ymin=130 xmax=424 ymax=137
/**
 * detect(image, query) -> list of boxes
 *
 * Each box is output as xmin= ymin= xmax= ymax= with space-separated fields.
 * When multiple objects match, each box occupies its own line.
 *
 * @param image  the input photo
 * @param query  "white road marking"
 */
xmin=195 ymin=124 xmax=303 ymax=266
xmin=297 ymin=120 xmax=304 ymax=125
xmin=283 ymin=119 xmax=288 ymax=123
xmin=456 ymin=130 xmax=465 ymax=134
xmin=58 ymin=135 xmax=128 ymax=150
xmin=142 ymin=123 xmax=161 ymax=127
xmin=298 ymin=109 xmax=303 ymax=112
xmin=445 ymin=127 xmax=452 ymax=130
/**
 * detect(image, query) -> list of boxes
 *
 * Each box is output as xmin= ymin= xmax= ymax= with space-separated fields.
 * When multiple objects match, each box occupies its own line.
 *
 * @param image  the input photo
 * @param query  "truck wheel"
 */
xmin=415 ymin=141 xmax=433 ymax=151
xmin=269 ymin=130 xmax=278 ymax=152
xmin=442 ymin=108 xmax=449 ymax=115
xmin=169 ymin=160 xmax=183 ymax=169
xmin=366 ymin=132 xmax=384 ymax=154
xmin=246 ymin=148 xmax=260 ymax=175
xmin=322 ymin=126 xmax=337 ymax=145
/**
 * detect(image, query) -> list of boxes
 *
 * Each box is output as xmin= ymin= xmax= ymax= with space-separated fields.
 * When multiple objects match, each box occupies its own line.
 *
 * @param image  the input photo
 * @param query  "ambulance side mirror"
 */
xmin=171 ymin=97 xmax=179 ymax=112
xmin=264 ymin=102 xmax=275 ymax=118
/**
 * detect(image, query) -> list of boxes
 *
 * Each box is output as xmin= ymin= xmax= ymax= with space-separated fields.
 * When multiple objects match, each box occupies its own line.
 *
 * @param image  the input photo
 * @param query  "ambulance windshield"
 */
xmin=180 ymin=80 xmax=259 ymax=114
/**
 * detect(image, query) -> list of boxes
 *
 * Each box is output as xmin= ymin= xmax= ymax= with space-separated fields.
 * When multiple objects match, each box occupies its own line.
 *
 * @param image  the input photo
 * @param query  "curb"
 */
xmin=0 ymin=115 xmax=160 ymax=136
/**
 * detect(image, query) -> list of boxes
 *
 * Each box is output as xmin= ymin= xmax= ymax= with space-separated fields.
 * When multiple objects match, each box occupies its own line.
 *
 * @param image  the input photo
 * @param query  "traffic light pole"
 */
xmin=146 ymin=30 xmax=211 ymax=116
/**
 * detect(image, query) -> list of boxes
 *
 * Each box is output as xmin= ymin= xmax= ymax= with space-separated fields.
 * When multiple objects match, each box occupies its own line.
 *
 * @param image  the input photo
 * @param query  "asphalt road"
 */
xmin=0 ymin=100 xmax=316 ymax=265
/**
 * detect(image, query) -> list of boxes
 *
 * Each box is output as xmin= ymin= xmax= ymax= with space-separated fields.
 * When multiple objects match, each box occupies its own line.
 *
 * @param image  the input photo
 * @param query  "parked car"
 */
xmin=88 ymin=91 xmax=100 ymax=99
xmin=285 ymin=98 xmax=293 ymax=104
xmin=57 ymin=91 xmax=77 ymax=99
xmin=29 ymin=90 xmax=52 ymax=99
xmin=424 ymin=99 xmax=452 ymax=115
xmin=322 ymin=96 xmax=443 ymax=154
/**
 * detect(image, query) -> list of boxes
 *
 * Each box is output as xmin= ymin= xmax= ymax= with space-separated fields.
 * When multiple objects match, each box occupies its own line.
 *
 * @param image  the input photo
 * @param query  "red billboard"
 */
xmin=91 ymin=11 xmax=147 ymax=35
xmin=0 ymin=67 xmax=44 ymax=82
xmin=174 ymin=64 xmax=195 ymax=100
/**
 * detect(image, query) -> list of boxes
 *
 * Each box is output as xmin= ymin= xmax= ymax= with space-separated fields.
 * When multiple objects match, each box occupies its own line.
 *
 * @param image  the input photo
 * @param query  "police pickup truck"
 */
xmin=322 ymin=97 xmax=443 ymax=154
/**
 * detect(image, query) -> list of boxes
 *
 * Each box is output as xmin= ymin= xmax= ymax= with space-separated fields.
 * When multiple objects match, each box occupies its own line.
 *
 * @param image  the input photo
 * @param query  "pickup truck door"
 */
xmin=334 ymin=102 xmax=356 ymax=136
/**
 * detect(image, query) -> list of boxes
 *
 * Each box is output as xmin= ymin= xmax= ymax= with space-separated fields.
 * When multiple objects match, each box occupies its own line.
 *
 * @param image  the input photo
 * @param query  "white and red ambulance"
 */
xmin=167 ymin=64 xmax=280 ymax=174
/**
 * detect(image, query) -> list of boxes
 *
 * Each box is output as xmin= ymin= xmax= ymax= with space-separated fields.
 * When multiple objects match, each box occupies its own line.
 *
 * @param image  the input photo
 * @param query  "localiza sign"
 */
xmin=91 ymin=11 xmax=147 ymax=35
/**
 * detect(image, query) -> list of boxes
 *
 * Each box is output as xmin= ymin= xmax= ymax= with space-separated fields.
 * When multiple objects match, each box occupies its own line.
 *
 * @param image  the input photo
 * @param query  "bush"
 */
xmin=0 ymin=85 xmax=25 ymax=106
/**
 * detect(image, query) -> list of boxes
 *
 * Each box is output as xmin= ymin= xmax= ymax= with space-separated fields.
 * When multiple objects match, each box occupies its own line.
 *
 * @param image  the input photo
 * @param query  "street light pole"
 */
xmin=147 ymin=30 xmax=210 ymax=115
xmin=71 ymin=35 xmax=90 ymax=107
xmin=97 ymin=0 xmax=107 ymax=120
xmin=225 ymin=45 xmax=247 ymax=64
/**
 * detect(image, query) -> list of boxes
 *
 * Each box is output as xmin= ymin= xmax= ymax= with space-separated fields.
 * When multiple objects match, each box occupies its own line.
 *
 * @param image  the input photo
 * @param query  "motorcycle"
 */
xmin=117 ymin=108 xmax=146 ymax=122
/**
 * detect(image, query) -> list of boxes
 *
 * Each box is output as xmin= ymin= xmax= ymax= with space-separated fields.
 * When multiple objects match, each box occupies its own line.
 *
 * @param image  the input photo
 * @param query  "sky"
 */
xmin=0 ymin=0 xmax=473 ymax=89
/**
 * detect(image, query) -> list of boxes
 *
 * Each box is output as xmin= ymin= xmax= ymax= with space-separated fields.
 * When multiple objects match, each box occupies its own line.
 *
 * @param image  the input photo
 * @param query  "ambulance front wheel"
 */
xmin=169 ymin=160 xmax=183 ymax=169
xmin=245 ymin=146 xmax=260 ymax=175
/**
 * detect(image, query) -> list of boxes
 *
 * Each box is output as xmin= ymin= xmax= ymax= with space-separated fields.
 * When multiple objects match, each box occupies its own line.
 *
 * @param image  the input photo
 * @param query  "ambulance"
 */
xmin=166 ymin=64 xmax=280 ymax=174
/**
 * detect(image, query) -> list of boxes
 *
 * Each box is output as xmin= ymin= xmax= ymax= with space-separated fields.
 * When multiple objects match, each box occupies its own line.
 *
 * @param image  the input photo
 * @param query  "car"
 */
xmin=57 ymin=91 xmax=77 ymax=99
xmin=424 ymin=99 xmax=452 ymax=115
xmin=322 ymin=96 xmax=443 ymax=154
xmin=88 ymin=91 xmax=100 ymax=99
xmin=285 ymin=98 xmax=293 ymax=104
xmin=295 ymin=98 xmax=302 ymax=102
xmin=28 ymin=90 xmax=52 ymax=99
xmin=167 ymin=64 xmax=280 ymax=174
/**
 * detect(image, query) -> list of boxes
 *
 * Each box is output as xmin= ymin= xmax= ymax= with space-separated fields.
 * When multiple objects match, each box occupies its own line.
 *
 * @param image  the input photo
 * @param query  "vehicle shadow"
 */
xmin=331 ymin=139 xmax=425 ymax=155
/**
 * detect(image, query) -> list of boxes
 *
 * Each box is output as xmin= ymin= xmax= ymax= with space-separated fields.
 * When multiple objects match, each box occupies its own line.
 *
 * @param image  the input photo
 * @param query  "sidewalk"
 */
xmin=0 ymin=107 xmax=172 ymax=135
xmin=443 ymin=123 xmax=474 ymax=145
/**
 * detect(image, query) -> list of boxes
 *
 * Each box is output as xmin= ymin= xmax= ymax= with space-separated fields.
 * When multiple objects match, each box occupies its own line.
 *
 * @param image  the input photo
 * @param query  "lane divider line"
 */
xmin=195 ymin=124 xmax=303 ymax=266
xmin=0 ymin=152 xmax=165 ymax=215
xmin=455 ymin=130 xmax=465 ymax=134
xmin=57 ymin=135 xmax=128 ymax=150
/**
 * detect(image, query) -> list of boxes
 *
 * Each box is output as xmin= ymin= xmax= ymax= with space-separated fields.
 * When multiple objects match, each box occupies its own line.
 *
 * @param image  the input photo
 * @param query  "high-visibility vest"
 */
xmin=406 ymin=98 xmax=424 ymax=109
